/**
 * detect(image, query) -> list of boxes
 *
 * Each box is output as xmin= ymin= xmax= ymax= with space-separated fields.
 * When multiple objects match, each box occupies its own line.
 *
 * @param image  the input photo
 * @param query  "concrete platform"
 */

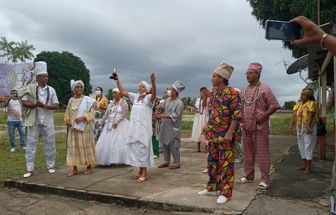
xmin=4 ymin=135 xmax=329 ymax=214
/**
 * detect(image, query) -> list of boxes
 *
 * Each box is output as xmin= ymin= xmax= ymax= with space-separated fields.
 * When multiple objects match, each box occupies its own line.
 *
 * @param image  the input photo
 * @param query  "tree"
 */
xmin=283 ymin=100 xmax=297 ymax=110
xmin=0 ymin=37 xmax=15 ymax=63
xmin=34 ymin=51 xmax=92 ymax=106
xmin=246 ymin=0 xmax=336 ymax=58
xmin=0 ymin=37 xmax=35 ymax=63
xmin=10 ymin=40 xmax=35 ymax=63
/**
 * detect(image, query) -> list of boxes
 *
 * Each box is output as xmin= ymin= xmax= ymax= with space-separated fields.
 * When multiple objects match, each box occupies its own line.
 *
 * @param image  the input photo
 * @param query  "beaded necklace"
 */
xmin=243 ymin=82 xmax=261 ymax=105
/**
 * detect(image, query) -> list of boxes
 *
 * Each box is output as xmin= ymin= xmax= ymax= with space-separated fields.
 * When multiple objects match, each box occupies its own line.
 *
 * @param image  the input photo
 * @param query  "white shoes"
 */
xmin=23 ymin=172 xmax=33 ymax=178
xmin=216 ymin=195 xmax=228 ymax=204
xmin=48 ymin=168 xmax=56 ymax=174
xmin=239 ymin=177 xmax=254 ymax=184
xmin=10 ymin=148 xmax=16 ymax=152
xmin=257 ymin=182 xmax=270 ymax=190
xmin=197 ymin=189 xmax=218 ymax=196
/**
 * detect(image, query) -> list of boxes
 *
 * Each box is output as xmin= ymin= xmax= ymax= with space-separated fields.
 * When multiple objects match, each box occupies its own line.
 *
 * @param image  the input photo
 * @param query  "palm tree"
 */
xmin=0 ymin=37 xmax=15 ymax=63
xmin=10 ymin=40 xmax=35 ymax=63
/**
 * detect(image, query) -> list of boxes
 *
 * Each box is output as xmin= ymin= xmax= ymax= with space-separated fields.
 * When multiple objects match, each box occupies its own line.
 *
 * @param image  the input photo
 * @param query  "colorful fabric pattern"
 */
xmin=205 ymin=87 xmax=241 ymax=198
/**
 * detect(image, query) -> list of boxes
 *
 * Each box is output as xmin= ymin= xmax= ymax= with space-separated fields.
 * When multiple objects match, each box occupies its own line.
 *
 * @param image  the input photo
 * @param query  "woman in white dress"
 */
xmin=191 ymin=87 xmax=208 ymax=151
xmin=112 ymin=70 xmax=157 ymax=182
xmin=95 ymin=88 xmax=129 ymax=165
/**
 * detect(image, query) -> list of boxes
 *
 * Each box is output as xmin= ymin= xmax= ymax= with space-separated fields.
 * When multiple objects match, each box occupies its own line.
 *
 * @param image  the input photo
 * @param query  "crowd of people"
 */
xmin=0 ymin=16 xmax=335 ymax=206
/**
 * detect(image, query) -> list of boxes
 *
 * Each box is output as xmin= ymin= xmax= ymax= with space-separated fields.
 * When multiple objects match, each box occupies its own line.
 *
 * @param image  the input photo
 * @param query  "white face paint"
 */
xmin=95 ymin=90 xmax=102 ymax=96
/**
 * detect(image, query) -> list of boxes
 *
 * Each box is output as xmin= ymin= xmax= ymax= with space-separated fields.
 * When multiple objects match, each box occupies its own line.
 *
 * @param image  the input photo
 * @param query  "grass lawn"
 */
xmin=0 ymin=111 xmax=334 ymax=185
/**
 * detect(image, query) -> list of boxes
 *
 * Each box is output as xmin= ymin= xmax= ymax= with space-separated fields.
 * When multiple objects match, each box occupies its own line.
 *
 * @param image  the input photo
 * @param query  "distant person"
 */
xmin=290 ymin=16 xmax=336 ymax=55
xmin=157 ymin=80 xmax=185 ymax=170
xmin=289 ymin=88 xmax=318 ymax=174
xmin=240 ymin=62 xmax=280 ymax=190
xmin=5 ymin=89 xmax=26 ymax=152
xmin=191 ymin=87 xmax=208 ymax=152
xmin=95 ymin=88 xmax=129 ymax=165
xmin=197 ymin=62 xmax=241 ymax=204
xmin=93 ymin=86 xmax=109 ymax=141
xmin=19 ymin=62 xmax=59 ymax=178
xmin=64 ymin=80 xmax=97 ymax=176
xmin=113 ymin=70 xmax=157 ymax=183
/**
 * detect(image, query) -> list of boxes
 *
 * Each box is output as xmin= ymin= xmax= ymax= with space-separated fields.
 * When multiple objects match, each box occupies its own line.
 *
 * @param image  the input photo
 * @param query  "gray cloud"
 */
xmin=1 ymin=0 xmax=306 ymax=105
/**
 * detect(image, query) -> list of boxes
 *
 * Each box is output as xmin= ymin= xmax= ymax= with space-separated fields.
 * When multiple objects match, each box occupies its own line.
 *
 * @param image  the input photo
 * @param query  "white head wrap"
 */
xmin=70 ymin=79 xmax=84 ymax=91
xmin=35 ymin=61 xmax=48 ymax=76
xmin=139 ymin=80 xmax=151 ymax=93
xmin=112 ymin=88 xmax=120 ymax=93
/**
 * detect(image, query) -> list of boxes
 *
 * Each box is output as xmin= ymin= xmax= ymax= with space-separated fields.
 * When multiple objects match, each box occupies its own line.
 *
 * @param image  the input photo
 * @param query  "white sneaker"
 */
xmin=10 ymin=148 xmax=16 ymax=152
xmin=216 ymin=195 xmax=228 ymax=204
xmin=21 ymin=147 xmax=27 ymax=150
xmin=197 ymin=189 xmax=218 ymax=196
xmin=48 ymin=168 xmax=56 ymax=174
xmin=23 ymin=172 xmax=33 ymax=178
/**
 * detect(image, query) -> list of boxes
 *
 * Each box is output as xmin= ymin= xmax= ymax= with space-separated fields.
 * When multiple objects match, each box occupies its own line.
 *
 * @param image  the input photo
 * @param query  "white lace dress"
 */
xmin=95 ymin=99 xmax=129 ymax=165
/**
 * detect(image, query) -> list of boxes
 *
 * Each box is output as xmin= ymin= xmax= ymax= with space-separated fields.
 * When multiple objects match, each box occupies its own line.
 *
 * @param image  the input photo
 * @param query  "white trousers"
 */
xmin=25 ymin=123 xmax=56 ymax=172
xmin=297 ymin=125 xmax=317 ymax=160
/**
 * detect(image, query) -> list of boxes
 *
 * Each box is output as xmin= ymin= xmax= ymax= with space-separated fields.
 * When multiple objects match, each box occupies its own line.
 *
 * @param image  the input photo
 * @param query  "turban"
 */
xmin=214 ymin=62 xmax=234 ymax=80
xmin=35 ymin=61 xmax=48 ymax=76
xmin=172 ymin=80 xmax=186 ymax=93
xmin=139 ymin=80 xmax=151 ymax=93
xmin=112 ymin=88 xmax=120 ymax=93
xmin=248 ymin=62 xmax=263 ymax=74
xmin=70 ymin=79 xmax=84 ymax=91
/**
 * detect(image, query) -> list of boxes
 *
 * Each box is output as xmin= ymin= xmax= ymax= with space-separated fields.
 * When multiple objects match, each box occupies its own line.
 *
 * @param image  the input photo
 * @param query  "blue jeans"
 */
xmin=7 ymin=120 xmax=26 ymax=148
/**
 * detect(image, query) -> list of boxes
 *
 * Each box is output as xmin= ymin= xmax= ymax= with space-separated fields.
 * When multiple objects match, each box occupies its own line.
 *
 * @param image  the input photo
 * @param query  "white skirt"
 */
xmin=191 ymin=113 xmax=207 ymax=142
xmin=95 ymin=119 xmax=130 ymax=165
xmin=125 ymin=140 xmax=155 ymax=168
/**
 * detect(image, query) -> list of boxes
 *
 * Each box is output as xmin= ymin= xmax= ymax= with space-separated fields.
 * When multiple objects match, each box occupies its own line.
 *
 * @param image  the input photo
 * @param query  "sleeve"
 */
xmin=264 ymin=85 xmax=280 ymax=109
xmin=64 ymin=98 xmax=72 ymax=125
xmin=170 ymin=101 xmax=184 ymax=122
xmin=116 ymin=100 xmax=129 ymax=124
xmin=292 ymin=103 xmax=299 ymax=111
xmin=50 ymin=87 xmax=59 ymax=104
xmin=99 ymin=96 xmax=109 ymax=109
xmin=128 ymin=92 xmax=136 ymax=104
xmin=306 ymin=101 xmax=318 ymax=113
xmin=229 ymin=88 xmax=241 ymax=121
xmin=99 ymin=102 xmax=111 ymax=124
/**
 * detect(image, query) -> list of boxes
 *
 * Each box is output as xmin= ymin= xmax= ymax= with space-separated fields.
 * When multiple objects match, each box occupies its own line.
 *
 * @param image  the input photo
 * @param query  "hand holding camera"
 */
xmin=109 ymin=68 xmax=118 ymax=80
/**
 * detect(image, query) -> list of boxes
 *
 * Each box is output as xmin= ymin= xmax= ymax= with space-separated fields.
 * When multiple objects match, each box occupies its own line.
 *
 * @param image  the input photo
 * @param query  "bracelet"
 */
xmin=320 ymin=33 xmax=328 ymax=49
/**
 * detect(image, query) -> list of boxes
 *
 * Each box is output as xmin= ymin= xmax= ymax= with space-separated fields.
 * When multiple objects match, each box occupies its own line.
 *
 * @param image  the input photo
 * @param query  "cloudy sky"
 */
xmin=1 ymin=0 xmax=307 ymax=105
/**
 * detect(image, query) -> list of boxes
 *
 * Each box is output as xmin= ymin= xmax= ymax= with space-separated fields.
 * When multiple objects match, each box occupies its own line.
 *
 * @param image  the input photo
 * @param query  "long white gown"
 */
xmin=125 ymin=92 xmax=155 ymax=168
xmin=95 ymin=99 xmax=129 ymax=165
xmin=191 ymin=97 xmax=207 ymax=142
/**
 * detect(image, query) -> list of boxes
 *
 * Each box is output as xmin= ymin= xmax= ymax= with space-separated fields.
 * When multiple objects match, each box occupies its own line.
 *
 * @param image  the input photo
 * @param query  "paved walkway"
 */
xmin=4 ymin=135 xmax=332 ymax=214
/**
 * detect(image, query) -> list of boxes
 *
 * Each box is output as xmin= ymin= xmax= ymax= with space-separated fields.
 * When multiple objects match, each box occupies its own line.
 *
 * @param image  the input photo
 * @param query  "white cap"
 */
xmin=34 ymin=61 xmax=47 ymax=76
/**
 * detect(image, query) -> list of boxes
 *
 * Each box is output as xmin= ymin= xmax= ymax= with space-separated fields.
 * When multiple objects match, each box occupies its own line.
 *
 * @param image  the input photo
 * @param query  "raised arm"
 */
xmin=150 ymin=73 xmax=157 ymax=103
xmin=112 ymin=70 xmax=128 ymax=97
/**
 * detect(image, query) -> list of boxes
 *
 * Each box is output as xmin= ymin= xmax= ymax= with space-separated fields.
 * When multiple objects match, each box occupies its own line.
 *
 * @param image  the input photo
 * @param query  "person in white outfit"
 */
xmin=191 ymin=87 xmax=208 ymax=152
xmin=19 ymin=61 xmax=59 ymax=178
xmin=112 ymin=70 xmax=157 ymax=183
xmin=96 ymin=88 xmax=130 ymax=165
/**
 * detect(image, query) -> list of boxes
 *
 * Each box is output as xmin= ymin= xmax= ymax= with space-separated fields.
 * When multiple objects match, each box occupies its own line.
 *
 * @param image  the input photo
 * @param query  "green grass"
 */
xmin=0 ymin=111 xmax=334 ymax=185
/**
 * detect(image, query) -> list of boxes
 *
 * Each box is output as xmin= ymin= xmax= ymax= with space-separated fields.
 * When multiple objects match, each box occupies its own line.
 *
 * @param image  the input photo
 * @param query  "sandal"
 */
xmin=257 ymin=182 xmax=270 ymax=190
xmin=67 ymin=171 xmax=78 ymax=177
xmin=84 ymin=169 xmax=93 ymax=175
xmin=239 ymin=177 xmax=254 ymax=184
xmin=303 ymin=170 xmax=311 ymax=174
xmin=136 ymin=176 xmax=148 ymax=183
